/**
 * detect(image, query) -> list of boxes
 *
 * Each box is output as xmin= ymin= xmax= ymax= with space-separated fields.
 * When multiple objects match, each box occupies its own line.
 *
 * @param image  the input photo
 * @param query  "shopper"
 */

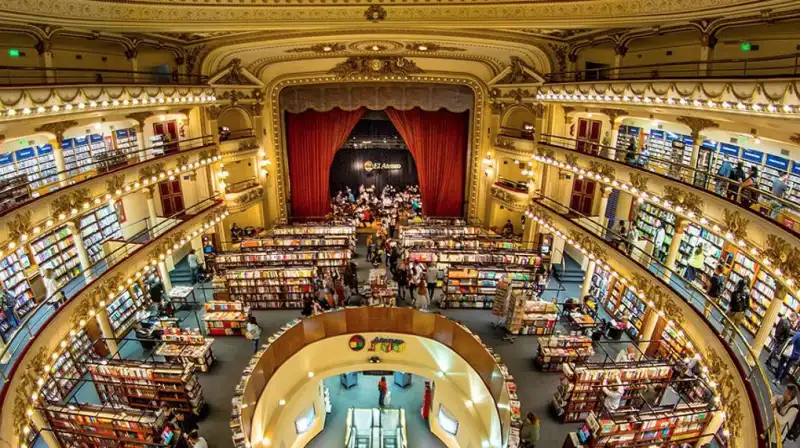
xmin=246 ymin=315 xmax=262 ymax=354
xmin=625 ymin=226 xmax=638 ymax=255
xmin=187 ymin=430 xmax=209 ymax=448
xmin=721 ymin=278 xmax=750 ymax=342
xmin=1 ymin=288 xmax=18 ymax=328
xmin=685 ymin=244 xmax=705 ymax=282
xmin=613 ymin=222 xmax=628 ymax=250
xmin=389 ymin=246 xmax=399 ymax=274
xmin=520 ymin=412 xmax=540 ymax=447
xmin=366 ymin=234 xmax=374 ymax=260
xmin=624 ymin=140 xmax=638 ymax=166
xmin=738 ymin=166 xmax=759 ymax=208
xmin=175 ymin=411 xmax=199 ymax=435
xmin=230 ymin=223 xmax=243 ymax=242
xmin=769 ymin=312 xmax=795 ymax=370
xmin=378 ymin=376 xmax=388 ymax=407
xmin=614 ymin=345 xmax=636 ymax=363
xmin=714 ymin=157 xmax=733 ymax=196
xmin=426 ymin=264 xmax=438 ymax=302
xmin=770 ymin=172 xmax=792 ymax=220
xmin=773 ymin=384 xmax=800 ymax=440
xmin=503 ymin=219 xmax=514 ymax=237
xmin=776 ymin=330 xmax=800 ymax=384
xmin=704 ymin=265 xmax=725 ymax=318
xmin=416 ymin=282 xmax=430 ymax=310
xmin=602 ymin=376 xmax=625 ymax=412
xmin=301 ymin=295 xmax=314 ymax=317
xmin=395 ymin=265 xmax=408 ymax=301
xmin=149 ymin=276 xmax=165 ymax=304
xmin=187 ymin=250 xmax=200 ymax=284
xmin=43 ymin=268 xmax=65 ymax=308
xmin=727 ymin=161 xmax=745 ymax=200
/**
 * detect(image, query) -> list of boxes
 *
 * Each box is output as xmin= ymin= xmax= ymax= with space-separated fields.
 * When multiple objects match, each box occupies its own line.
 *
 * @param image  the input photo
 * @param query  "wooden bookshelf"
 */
xmin=203 ymin=301 xmax=249 ymax=336
xmin=216 ymin=250 xmax=351 ymax=276
xmin=87 ymin=360 xmax=204 ymax=415
xmin=536 ymin=336 xmax=594 ymax=372
xmin=585 ymin=403 xmax=713 ymax=447
xmin=42 ymin=329 xmax=97 ymax=402
xmin=225 ymin=266 xmax=315 ymax=309
xmin=44 ymin=403 xmax=165 ymax=447
xmin=443 ymin=265 xmax=537 ymax=309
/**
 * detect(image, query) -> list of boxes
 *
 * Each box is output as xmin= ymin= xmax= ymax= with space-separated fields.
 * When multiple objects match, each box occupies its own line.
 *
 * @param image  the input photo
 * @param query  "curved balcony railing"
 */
xmin=0 ymin=195 xmax=224 ymax=398
xmin=533 ymin=191 xmax=778 ymax=446
xmin=0 ymin=65 xmax=209 ymax=86
xmin=545 ymin=52 xmax=800 ymax=83
xmin=539 ymin=134 xmax=800 ymax=240
xmin=0 ymin=134 xmax=216 ymax=217
xmin=235 ymin=307 xmax=511 ymax=447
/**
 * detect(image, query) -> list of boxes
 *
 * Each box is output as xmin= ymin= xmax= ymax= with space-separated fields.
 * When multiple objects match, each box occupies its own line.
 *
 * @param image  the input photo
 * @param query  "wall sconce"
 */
xmin=482 ymin=151 xmax=494 ymax=176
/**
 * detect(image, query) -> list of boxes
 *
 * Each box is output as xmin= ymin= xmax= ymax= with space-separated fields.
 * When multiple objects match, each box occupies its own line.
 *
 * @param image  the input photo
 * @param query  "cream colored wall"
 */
xmin=622 ymin=31 xmax=702 ymax=68
xmin=50 ymin=37 xmax=131 ymax=71
xmin=120 ymin=190 xmax=152 ymax=239
xmin=0 ymin=33 xmax=40 ymax=69
xmin=251 ymin=333 xmax=504 ymax=448
xmin=576 ymin=43 xmax=615 ymax=70
xmin=489 ymin=201 xmax=524 ymax=234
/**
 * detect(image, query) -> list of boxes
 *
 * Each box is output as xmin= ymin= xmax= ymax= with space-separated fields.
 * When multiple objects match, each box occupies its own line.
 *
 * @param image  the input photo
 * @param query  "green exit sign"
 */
xmin=8 ymin=48 xmax=19 ymax=57
xmin=740 ymin=42 xmax=752 ymax=51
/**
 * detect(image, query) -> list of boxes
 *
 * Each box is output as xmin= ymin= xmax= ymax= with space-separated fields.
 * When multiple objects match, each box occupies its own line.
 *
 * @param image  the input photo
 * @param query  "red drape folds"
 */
xmin=286 ymin=107 xmax=366 ymax=217
xmin=385 ymin=107 xmax=468 ymax=217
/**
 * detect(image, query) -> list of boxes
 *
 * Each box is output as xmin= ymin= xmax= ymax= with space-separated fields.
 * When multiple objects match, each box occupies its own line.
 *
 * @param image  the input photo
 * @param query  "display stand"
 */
xmin=44 ymin=403 xmax=166 ymax=447
xmin=203 ymin=301 xmax=249 ymax=336
xmin=155 ymin=327 xmax=215 ymax=372
xmin=167 ymin=285 xmax=195 ymax=308
xmin=505 ymin=297 xmax=558 ymax=335
xmin=86 ymin=360 xmax=205 ymax=414
xmin=224 ymin=266 xmax=315 ymax=309
xmin=536 ymin=335 xmax=594 ymax=372
xmin=365 ymin=268 xmax=396 ymax=306
xmin=552 ymin=361 xmax=673 ymax=423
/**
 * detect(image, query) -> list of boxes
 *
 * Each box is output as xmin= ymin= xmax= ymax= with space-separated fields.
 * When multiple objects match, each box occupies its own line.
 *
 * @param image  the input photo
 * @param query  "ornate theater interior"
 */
xmin=0 ymin=1 xmax=799 ymax=447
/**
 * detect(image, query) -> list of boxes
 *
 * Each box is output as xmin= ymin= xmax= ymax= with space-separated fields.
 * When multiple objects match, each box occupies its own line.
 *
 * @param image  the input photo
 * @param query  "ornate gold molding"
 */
xmin=35 ymin=120 xmax=79 ymax=142
xmin=568 ymin=230 xmax=608 ymax=263
xmin=328 ymin=56 xmax=422 ymax=78
xmin=588 ymin=161 xmax=615 ymax=181
xmin=49 ymin=189 xmax=91 ymax=219
xmin=125 ymin=112 xmax=153 ymax=128
xmin=6 ymin=211 xmax=32 ymax=243
xmin=490 ymin=185 xmax=527 ymax=212
xmin=764 ymin=234 xmax=800 ymax=287
xmin=663 ymin=185 xmax=704 ymax=216
xmin=628 ymin=171 xmax=649 ymax=192
xmin=676 ymin=116 xmax=720 ymax=139
xmin=364 ymin=5 xmax=387 ymax=23
xmin=105 ymin=174 xmax=126 ymax=196
xmin=285 ymin=43 xmax=345 ymax=54
xmin=722 ymin=209 xmax=749 ymax=241
xmin=564 ymin=153 xmax=579 ymax=168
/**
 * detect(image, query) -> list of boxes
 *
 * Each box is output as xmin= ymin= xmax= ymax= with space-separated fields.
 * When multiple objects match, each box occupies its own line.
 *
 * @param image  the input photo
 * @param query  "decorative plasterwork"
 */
xmin=226 ymin=186 xmax=265 ymax=213
xmin=348 ymin=40 xmax=405 ymax=53
xmin=722 ymin=209 xmax=749 ymax=241
xmin=364 ymin=5 xmax=387 ymax=23
xmin=587 ymin=161 xmax=615 ymax=181
xmin=404 ymin=42 xmax=466 ymax=53
xmin=35 ymin=120 xmax=79 ymax=142
xmin=105 ymin=174 xmax=126 ymax=196
xmin=628 ymin=171 xmax=649 ymax=192
xmin=268 ymin=73 xmax=486 ymax=220
xmin=490 ymin=185 xmax=528 ymax=212
xmin=279 ymin=84 xmax=473 ymax=113
xmin=328 ymin=57 xmax=423 ymax=78
xmin=5 ymin=211 xmax=32 ymax=243
xmin=209 ymin=58 xmax=265 ymax=88
xmin=568 ymin=230 xmax=608 ymax=263
xmin=764 ymin=234 xmax=800 ymax=288
xmin=489 ymin=56 xmax=545 ymax=86
xmin=676 ymin=115 xmax=720 ymax=139
xmin=285 ymin=43 xmax=346 ymax=54
xmin=662 ymin=185 xmax=704 ymax=216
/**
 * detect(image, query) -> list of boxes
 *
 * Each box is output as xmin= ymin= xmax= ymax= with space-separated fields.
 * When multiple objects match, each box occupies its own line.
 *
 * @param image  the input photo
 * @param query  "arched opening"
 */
xmin=218 ymin=107 xmax=253 ymax=132
xmin=501 ymin=106 xmax=536 ymax=137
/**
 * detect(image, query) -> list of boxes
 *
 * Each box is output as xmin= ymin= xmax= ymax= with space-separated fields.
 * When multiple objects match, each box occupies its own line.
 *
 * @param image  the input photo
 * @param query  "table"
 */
xmin=155 ymin=339 xmax=215 ymax=372
xmin=568 ymin=312 xmax=598 ymax=332
xmin=168 ymin=285 xmax=196 ymax=308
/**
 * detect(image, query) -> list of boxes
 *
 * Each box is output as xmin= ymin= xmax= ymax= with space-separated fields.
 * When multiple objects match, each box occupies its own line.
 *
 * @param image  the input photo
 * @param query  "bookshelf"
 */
xmin=216 ymin=250 xmax=351 ymax=276
xmin=268 ymin=224 xmax=356 ymax=237
xmin=203 ymin=301 xmax=249 ymax=336
xmin=634 ymin=202 xmax=675 ymax=262
xmin=154 ymin=328 xmax=215 ymax=372
xmin=87 ymin=360 xmax=205 ymax=414
xmin=62 ymin=136 xmax=93 ymax=175
xmin=552 ymin=362 xmax=673 ymax=423
xmin=723 ymin=251 xmax=756 ymax=324
xmin=620 ymin=288 xmax=647 ymax=338
xmin=536 ymin=335 xmax=594 ymax=372
xmin=408 ymin=249 xmax=544 ymax=268
xmin=114 ymin=128 xmax=140 ymax=156
xmin=584 ymin=403 xmax=713 ymax=447
xmin=588 ymin=267 xmax=612 ymax=310
xmin=225 ymin=266 xmax=315 ymax=309
xmin=601 ymin=277 xmax=626 ymax=317
xmin=240 ymin=236 xmax=354 ymax=251
xmin=30 ymin=225 xmax=82 ymax=284
xmin=42 ymin=329 xmax=96 ymax=402
xmin=675 ymin=223 xmax=723 ymax=289
xmin=78 ymin=203 xmax=122 ymax=265
xmin=398 ymin=225 xmax=485 ymax=239
xmin=106 ymin=283 xmax=148 ymax=336
xmin=0 ymin=247 xmax=35 ymax=336
xmin=44 ymin=403 xmax=166 ymax=447
xmin=615 ymin=126 xmax=640 ymax=156
xmin=442 ymin=265 xmax=536 ymax=309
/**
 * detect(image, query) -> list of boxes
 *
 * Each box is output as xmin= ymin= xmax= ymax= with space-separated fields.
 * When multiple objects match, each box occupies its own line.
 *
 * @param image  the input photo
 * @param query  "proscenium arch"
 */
xmin=266 ymin=73 xmax=489 ymax=221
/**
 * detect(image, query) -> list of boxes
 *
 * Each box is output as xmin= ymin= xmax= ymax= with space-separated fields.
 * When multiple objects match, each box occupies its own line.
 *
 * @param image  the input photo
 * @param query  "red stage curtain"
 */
xmin=385 ymin=107 xmax=468 ymax=217
xmin=286 ymin=107 xmax=366 ymax=217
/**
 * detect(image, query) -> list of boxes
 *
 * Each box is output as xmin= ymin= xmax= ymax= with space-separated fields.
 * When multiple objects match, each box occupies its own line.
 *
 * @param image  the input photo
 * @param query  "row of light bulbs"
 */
xmin=524 ymin=209 xmax=731 ymax=438
xmin=19 ymin=208 xmax=230 ymax=445
xmin=533 ymin=153 xmax=800 ymax=298
xmin=1 ymin=94 xmax=217 ymax=119
xmin=0 ymin=155 xmax=223 ymax=259
xmin=536 ymin=92 xmax=797 ymax=115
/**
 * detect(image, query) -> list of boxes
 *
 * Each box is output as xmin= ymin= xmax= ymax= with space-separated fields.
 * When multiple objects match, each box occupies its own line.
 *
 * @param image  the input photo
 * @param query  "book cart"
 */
xmin=505 ymin=291 xmax=559 ymax=336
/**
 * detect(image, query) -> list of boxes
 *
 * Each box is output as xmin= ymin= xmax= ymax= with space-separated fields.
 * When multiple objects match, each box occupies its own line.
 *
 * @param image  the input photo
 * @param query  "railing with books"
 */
xmin=0 ymin=134 xmax=216 ymax=216
xmin=0 ymin=65 xmax=209 ymax=86
xmin=539 ymin=133 xmax=800 ymax=238
xmin=544 ymin=52 xmax=800 ymax=83
xmin=533 ymin=192 xmax=779 ymax=447
xmin=0 ymin=195 xmax=224 ymax=397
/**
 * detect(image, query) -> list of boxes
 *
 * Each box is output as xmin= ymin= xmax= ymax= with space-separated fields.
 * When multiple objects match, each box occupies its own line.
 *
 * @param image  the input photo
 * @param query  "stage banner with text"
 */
xmin=330 ymin=148 xmax=419 ymax=196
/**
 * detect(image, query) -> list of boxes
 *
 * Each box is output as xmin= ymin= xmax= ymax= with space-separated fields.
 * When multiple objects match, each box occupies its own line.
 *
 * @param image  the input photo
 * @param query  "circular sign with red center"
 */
xmin=349 ymin=335 xmax=366 ymax=351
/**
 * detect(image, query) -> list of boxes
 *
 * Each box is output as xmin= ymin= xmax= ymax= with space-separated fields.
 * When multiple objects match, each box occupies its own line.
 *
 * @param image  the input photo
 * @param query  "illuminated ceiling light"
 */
xmin=22 ymin=108 xmax=31 ymax=115
xmin=101 ymin=100 xmax=109 ymax=107
xmin=737 ymin=102 xmax=746 ymax=110
xmin=706 ymin=100 xmax=715 ymax=108
xmin=666 ymin=98 xmax=675 ymax=104
xmin=322 ymin=45 xmax=333 ymax=52
xmin=51 ymin=105 xmax=60 ymax=112
xmin=112 ymin=100 xmax=120 ymax=106
xmin=767 ymin=104 xmax=776 ymax=112
xmin=722 ymin=101 xmax=731 ymax=109
xmin=783 ymin=104 xmax=794 ymax=113
xmin=36 ymin=106 xmax=45 ymax=113
xmin=418 ymin=45 xmax=428 ymax=51
xmin=752 ymin=103 xmax=762 ymax=111
xmin=132 ymin=98 xmax=139 ymax=105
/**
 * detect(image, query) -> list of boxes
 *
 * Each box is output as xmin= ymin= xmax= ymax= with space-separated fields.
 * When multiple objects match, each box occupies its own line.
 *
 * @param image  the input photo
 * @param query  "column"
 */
xmin=144 ymin=188 xmax=159 ymax=233
xmin=532 ymin=104 xmax=545 ymax=151
xmin=29 ymin=406 xmax=61 ymax=448
xmin=95 ymin=307 xmax=120 ymax=356
xmin=611 ymin=44 xmax=627 ymax=80
xmin=126 ymin=49 xmax=139 ymax=82
xmin=748 ymin=284 xmax=787 ymax=366
xmin=53 ymin=143 xmax=68 ymax=187
xmin=580 ymin=259 xmax=596 ymax=299
xmin=523 ymin=219 xmax=539 ymax=250
xmin=597 ymin=187 xmax=612 ymax=227
xmin=66 ymin=221 xmax=93 ymax=281
xmin=158 ymin=261 xmax=173 ymax=292
xmin=689 ymin=130 xmax=702 ymax=171
xmin=663 ymin=219 xmax=689 ymax=282
xmin=698 ymin=34 xmax=717 ymax=77
xmin=637 ymin=308 xmax=660 ymax=358
xmin=35 ymin=39 xmax=55 ymax=83
xmin=551 ymin=234 xmax=565 ymax=266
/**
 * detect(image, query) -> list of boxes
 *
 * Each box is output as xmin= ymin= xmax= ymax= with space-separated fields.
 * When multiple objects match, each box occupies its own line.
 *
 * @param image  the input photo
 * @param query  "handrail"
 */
xmin=0 ymin=195 xmax=224 ymax=397
xmin=538 ymin=134 xmax=800 ymax=239
xmin=533 ymin=191 xmax=778 ymax=446
xmin=0 ymin=65 xmax=209 ymax=86
xmin=234 ymin=307 xmax=510 ymax=447
xmin=545 ymin=52 xmax=800 ymax=82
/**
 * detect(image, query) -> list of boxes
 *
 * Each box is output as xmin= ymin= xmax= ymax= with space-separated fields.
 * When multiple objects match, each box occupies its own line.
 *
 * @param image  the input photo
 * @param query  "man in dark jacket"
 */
xmin=769 ymin=313 xmax=796 ymax=370
xmin=704 ymin=265 xmax=725 ymax=318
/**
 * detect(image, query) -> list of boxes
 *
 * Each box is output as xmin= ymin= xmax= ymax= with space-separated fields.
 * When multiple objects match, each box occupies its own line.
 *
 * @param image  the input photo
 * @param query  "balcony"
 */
xmin=0 ymin=65 xmax=209 ymax=86
xmin=224 ymin=179 xmax=264 ymax=213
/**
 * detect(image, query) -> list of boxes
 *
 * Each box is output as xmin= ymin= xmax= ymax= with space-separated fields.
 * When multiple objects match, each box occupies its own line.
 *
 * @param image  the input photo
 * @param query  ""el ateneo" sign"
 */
xmin=364 ymin=160 xmax=402 ymax=172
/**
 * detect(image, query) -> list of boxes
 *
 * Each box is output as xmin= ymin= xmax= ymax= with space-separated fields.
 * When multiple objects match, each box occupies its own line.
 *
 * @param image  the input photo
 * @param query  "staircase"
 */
xmin=169 ymin=257 xmax=194 ymax=285
xmin=553 ymin=255 xmax=585 ymax=285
